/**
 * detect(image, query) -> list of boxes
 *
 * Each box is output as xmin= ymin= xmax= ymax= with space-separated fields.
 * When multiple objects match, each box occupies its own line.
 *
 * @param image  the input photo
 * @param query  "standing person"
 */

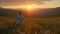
xmin=15 ymin=11 xmax=24 ymax=34
xmin=16 ymin=11 xmax=24 ymax=25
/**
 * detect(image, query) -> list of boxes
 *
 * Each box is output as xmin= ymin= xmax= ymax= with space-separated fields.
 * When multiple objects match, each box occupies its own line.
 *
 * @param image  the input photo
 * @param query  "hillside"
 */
xmin=0 ymin=7 xmax=60 ymax=18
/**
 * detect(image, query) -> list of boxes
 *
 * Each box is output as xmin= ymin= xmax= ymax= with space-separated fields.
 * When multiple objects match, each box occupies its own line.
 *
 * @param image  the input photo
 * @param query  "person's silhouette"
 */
xmin=16 ymin=11 xmax=24 ymax=25
xmin=14 ymin=11 xmax=24 ymax=33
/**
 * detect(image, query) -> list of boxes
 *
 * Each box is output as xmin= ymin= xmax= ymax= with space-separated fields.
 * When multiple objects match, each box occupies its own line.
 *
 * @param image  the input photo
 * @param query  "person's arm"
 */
xmin=16 ymin=16 xmax=19 ymax=24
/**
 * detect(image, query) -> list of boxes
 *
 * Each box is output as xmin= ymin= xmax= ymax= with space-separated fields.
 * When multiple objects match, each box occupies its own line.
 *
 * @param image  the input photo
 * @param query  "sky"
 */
xmin=0 ymin=0 xmax=60 ymax=9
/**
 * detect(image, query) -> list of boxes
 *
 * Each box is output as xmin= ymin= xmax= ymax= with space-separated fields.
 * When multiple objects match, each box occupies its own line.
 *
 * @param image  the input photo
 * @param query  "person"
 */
xmin=16 ymin=11 xmax=24 ymax=25
xmin=14 ymin=11 xmax=24 ymax=33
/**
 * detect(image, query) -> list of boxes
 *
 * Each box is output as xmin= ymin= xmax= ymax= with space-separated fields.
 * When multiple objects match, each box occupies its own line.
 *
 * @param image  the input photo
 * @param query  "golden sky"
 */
xmin=0 ymin=0 xmax=60 ymax=9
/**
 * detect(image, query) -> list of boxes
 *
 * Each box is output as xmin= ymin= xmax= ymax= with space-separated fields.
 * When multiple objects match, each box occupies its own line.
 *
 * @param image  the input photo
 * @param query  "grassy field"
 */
xmin=0 ymin=16 xmax=60 ymax=34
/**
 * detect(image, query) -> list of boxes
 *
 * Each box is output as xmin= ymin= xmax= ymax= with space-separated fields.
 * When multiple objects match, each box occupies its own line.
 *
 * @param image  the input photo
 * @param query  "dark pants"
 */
xmin=14 ymin=23 xmax=23 ymax=34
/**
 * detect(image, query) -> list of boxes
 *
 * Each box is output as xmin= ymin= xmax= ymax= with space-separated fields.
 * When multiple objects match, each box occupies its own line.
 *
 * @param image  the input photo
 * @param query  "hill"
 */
xmin=0 ymin=7 xmax=60 ymax=18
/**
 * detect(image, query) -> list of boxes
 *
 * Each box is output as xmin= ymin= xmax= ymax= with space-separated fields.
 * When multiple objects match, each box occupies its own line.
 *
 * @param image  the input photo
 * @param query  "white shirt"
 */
xmin=16 ymin=15 xmax=24 ymax=24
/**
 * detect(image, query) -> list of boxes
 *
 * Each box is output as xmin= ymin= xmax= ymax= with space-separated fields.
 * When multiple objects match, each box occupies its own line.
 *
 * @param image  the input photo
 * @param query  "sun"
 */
xmin=27 ymin=5 xmax=32 ymax=10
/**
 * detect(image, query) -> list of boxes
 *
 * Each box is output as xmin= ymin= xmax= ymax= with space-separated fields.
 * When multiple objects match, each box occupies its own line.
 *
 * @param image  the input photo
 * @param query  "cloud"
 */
xmin=0 ymin=0 xmax=51 ymax=6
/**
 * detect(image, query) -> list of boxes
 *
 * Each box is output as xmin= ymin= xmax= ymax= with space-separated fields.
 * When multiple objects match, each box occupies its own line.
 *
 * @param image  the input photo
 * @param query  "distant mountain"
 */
xmin=0 ymin=7 xmax=60 ymax=18
xmin=0 ymin=7 xmax=18 ymax=17
xmin=32 ymin=7 xmax=60 ymax=18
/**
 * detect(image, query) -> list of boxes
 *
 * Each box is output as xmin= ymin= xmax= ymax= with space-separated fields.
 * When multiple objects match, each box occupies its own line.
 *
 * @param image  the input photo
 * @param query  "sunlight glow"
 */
xmin=27 ymin=5 xmax=32 ymax=10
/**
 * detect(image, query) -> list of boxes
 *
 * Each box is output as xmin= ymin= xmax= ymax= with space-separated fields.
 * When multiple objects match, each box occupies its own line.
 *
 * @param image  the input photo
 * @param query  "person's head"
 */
xmin=19 ymin=11 xmax=22 ymax=15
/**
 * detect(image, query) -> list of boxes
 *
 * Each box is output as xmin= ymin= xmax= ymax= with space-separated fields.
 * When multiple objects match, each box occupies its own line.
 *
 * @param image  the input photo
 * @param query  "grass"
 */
xmin=0 ymin=16 xmax=60 ymax=34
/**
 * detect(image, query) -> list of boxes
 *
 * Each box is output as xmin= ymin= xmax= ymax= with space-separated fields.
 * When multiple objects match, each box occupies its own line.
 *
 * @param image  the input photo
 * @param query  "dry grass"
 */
xmin=0 ymin=16 xmax=60 ymax=34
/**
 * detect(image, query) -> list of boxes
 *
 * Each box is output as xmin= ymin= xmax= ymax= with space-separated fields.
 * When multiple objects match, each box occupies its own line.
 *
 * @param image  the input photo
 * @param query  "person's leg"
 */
xmin=14 ymin=24 xmax=19 ymax=34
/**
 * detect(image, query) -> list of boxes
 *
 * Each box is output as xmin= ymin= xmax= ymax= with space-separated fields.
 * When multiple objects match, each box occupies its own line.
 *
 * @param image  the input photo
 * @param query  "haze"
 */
xmin=0 ymin=0 xmax=60 ymax=9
